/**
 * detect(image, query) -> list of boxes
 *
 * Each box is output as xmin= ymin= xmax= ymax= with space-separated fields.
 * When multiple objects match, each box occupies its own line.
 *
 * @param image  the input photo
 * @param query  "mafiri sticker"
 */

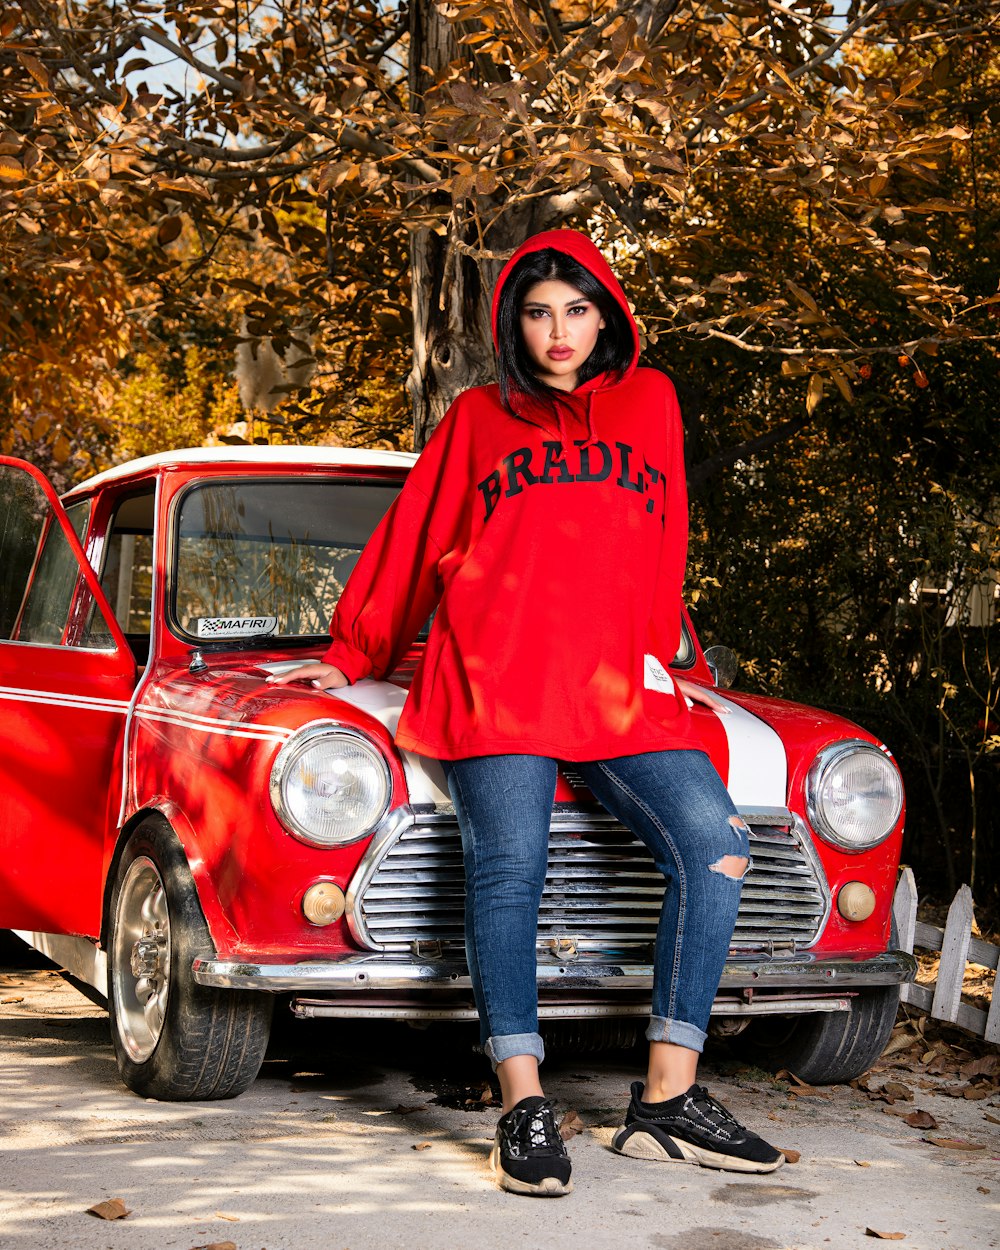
xmin=643 ymin=653 xmax=675 ymax=695
xmin=196 ymin=616 xmax=278 ymax=639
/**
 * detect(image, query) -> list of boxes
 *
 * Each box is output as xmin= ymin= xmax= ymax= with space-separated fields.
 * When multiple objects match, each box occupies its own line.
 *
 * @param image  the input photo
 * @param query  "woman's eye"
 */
xmin=568 ymin=305 xmax=590 ymax=315
xmin=525 ymin=309 xmax=548 ymax=319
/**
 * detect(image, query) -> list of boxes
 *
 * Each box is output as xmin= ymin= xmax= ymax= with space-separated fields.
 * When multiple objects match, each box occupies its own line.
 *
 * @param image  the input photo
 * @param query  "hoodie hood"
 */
xmin=490 ymin=229 xmax=642 ymax=448
xmin=490 ymin=229 xmax=641 ymax=365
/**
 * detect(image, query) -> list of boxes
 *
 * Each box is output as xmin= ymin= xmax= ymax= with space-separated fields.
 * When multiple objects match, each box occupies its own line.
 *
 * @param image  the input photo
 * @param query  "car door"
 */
xmin=0 ymin=458 xmax=136 ymax=937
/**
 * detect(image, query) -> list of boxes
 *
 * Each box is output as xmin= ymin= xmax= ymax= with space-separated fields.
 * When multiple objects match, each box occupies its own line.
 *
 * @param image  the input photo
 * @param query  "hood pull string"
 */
xmin=585 ymin=392 xmax=597 ymax=448
xmin=557 ymin=403 xmax=568 ymax=452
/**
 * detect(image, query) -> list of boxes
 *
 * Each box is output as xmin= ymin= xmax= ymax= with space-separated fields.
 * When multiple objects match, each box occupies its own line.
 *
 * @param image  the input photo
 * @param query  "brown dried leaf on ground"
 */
xmin=883 ymin=1105 xmax=917 ymax=1120
xmin=978 ymin=1186 xmax=991 ymax=1195
xmin=190 ymin=1243 xmax=237 ymax=1250
xmin=777 ymin=1068 xmax=809 ymax=1087
xmin=855 ymin=1160 xmax=872 ymax=1167
xmin=939 ymin=1084 xmax=973 ymax=1098
xmin=391 ymin=1104 xmax=424 ymax=1115
xmin=412 ymin=1141 xmax=432 ymax=1150
xmin=559 ymin=1110 xmax=585 ymax=1141
xmin=776 ymin=1069 xmax=829 ymax=1098
xmin=923 ymin=1136 xmax=985 ymax=1151
xmin=984 ymin=1112 xmax=1000 ymax=1125
xmin=0 ymin=996 xmax=24 ymax=1004
xmin=464 ymin=1084 xmax=495 ymax=1107
xmin=903 ymin=1109 xmax=938 ymax=1129
xmin=882 ymin=1030 xmax=919 ymax=1058
xmin=865 ymin=1230 xmax=906 ymax=1240
xmin=867 ymin=1081 xmax=913 ymax=1106
xmin=961 ymin=1056 xmax=1000 ymax=1080
xmin=86 ymin=1198 xmax=130 ymax=1220
xmin=213 ymin=1212 xmax=240 ymax=1221
xmin=778 ymin=1148 xmax=800 ymax=1163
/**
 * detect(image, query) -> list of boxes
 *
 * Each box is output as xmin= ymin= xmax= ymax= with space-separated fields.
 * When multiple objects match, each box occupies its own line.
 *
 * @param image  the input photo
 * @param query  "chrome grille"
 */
xmin=349 ymin=806 xmax=829 ymax=956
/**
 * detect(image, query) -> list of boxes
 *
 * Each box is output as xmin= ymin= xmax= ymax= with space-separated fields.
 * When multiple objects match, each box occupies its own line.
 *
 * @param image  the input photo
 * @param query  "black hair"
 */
xmin=495 ymin=247 xmax=634 ymax=413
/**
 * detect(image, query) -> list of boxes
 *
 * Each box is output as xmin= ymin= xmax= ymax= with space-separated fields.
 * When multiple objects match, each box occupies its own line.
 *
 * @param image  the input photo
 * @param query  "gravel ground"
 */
xmin=1 ymin=946 xmax=998 ymax=1250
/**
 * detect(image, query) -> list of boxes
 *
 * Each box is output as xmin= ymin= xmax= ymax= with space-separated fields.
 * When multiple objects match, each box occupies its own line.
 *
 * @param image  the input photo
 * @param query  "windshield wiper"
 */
xmin=188 ymin=634 xmax=325 ymax=654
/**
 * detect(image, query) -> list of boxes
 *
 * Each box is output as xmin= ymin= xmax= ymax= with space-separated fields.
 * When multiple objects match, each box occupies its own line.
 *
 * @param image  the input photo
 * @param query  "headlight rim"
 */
xmin=806 ymin=738 xmax=904 ymax=854
xmin=269 ymin=722 xmax=392 ymax=848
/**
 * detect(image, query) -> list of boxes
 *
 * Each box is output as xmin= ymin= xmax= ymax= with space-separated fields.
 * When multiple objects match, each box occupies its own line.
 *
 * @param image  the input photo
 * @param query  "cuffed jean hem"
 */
xmin=646 ymin=1016 xmax=707 ymax=1053
xmin=484 ymin=1031 xmax=546 ymax=1070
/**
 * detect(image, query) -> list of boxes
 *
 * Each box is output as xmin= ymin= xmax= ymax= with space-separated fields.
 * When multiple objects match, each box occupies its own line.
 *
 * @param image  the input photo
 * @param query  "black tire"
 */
xmin=741 ymin=982 xmax=901 ymax=1085
xmin=108 ymin=818 xmax=273 ymax=1101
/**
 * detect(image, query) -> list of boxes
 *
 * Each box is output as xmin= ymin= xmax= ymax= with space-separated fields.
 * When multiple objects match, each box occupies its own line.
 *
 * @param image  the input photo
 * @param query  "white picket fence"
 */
xmin=892 ymin=866 xmax=1000 ymax=1044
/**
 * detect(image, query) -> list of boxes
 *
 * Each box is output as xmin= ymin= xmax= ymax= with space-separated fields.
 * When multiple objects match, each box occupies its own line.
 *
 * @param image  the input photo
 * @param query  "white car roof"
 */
xmin=64 ymin=444 xmax=418 ymax=496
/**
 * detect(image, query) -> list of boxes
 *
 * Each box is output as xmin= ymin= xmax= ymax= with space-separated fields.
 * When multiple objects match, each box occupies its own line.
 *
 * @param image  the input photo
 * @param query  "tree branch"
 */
xmin=688 ymin=413 xmax=810 ymax=496
xmin=547 ymin=0 xmax=635 ymax=79
xmin=641 ymin=0 xmax=683 ymax=44
xmin=685 ymin=0 xmax=906 ymax=142
xmin=674 ymin=326 xmax=1000 ymax=355
xmin=534 ymin=0 xmax=566 ymax=51
xmin=129 ymin=24 xmax=442 ymax=183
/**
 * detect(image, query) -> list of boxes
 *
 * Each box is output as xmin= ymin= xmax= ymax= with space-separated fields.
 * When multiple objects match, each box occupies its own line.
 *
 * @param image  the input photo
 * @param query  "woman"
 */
xmin=270 ymin=230 xmax=784 ymax=1196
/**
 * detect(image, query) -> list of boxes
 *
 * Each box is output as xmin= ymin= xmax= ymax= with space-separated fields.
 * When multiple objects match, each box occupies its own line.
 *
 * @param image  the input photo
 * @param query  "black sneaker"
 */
xmin=490 ymin=1096 xmax=573 ymax=1196
xmin=613 ymin=1081 xmax=785 ymax=1173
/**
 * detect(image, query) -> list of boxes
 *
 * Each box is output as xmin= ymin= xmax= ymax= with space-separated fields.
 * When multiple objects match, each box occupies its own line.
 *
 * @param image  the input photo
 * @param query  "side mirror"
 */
xmin=703 ymin=645 xmax=739 ymax=690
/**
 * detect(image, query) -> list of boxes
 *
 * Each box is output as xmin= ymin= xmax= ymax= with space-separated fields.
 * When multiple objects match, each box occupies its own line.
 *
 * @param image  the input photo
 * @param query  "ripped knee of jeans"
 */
xmin=710 ymin=816 xmax=751 ymax=879
xmin=709 ymin=853 xmax=750 ymax=880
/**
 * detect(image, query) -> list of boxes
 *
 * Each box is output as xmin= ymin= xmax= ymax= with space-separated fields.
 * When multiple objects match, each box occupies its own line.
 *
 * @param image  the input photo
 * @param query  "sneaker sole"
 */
xmin=489 ymin=1141 xmax=573 ymax=1196
xmin=612 ymin=1126 xmax=785 ymax=1174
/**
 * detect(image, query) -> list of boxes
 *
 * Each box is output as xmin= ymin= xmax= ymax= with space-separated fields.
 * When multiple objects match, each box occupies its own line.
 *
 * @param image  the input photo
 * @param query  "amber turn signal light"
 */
xmin=837 ymin=881 xmax=876 ymax=922
xmin=302 ymin=882 xmax=346 ymax=926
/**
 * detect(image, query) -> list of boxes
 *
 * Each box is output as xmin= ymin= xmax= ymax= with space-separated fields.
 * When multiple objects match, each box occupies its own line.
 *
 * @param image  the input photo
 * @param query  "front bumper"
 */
xmin=192 ymin=948 xmax=916 ymax=994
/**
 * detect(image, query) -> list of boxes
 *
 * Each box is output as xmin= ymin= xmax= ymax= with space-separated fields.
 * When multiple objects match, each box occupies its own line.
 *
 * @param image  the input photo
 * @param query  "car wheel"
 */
xmin=108 ymin=818 xmax=273 ymax=1101
xmin=741 ymin=982 xmax=901 ymax=1085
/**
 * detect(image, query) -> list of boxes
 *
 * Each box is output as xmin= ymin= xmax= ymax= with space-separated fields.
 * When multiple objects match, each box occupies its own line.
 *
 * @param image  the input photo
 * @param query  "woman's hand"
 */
xmin=674 ymin=675 xmax=729 ymax=714
xmin=265 ymin=662 xmax=349 ymax=691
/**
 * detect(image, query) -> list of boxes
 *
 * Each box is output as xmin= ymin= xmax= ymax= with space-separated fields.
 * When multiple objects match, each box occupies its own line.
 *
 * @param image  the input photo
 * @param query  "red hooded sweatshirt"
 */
xmin=322 ymin=229 xmax=696 ymax=760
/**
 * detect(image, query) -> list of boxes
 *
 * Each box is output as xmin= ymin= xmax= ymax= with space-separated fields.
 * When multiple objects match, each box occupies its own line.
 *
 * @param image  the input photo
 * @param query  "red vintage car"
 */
xmin=0 ymin=448 xmax=914 ymax=1101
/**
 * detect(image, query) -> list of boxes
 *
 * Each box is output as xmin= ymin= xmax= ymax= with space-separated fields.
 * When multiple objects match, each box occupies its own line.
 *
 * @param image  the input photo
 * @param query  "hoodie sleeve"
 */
xmin=321 ymin=480 xmax=444 ymax=683
xmin=321 ymin=401 xmax=467 ymax=683
xmin=647 ymin=377 xmax=689 ymax=664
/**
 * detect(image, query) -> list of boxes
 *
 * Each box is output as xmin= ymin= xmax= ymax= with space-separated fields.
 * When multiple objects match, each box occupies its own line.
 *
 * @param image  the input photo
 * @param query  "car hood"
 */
xmin=327 ymin=678 xmax=790 ymax=810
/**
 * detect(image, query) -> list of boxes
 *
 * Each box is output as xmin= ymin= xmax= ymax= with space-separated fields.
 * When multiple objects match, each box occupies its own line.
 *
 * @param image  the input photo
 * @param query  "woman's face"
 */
xmin=519 ymin=278 xmax=606 ymax=392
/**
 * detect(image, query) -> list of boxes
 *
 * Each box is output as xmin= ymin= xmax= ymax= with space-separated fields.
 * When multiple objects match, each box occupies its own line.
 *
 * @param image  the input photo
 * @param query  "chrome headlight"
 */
xmin=270 ymin=725 xmax=391 ymax=847
xmin=806 ymin=740 xmax=903 ymax=853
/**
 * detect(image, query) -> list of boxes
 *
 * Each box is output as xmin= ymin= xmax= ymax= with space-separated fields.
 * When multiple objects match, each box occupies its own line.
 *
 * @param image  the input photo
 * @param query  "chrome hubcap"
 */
xmin=130 ymin=932 xmax=166 ymax=980
xmin=113 ymin=856 xmax=171 ymax=1063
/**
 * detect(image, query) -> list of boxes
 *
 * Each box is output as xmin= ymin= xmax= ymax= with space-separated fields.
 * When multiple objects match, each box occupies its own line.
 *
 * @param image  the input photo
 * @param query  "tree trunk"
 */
xmin=407 ymin=224 xmax=498 ymax=448
xmin=406 ymin=2 xmax=569 ymax=448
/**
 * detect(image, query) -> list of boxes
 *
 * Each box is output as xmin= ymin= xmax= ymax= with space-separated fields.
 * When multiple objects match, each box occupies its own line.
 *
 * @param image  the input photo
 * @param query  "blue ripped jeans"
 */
xmin=441 ymin=750 xmax=750 ymax=1070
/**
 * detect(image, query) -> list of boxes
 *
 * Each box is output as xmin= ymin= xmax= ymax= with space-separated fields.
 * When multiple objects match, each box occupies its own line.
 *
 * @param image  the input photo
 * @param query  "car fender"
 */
xmin=102 ymin=801 xmax=240 ymax=957
xmin=124 ymin=664 xmax=411 ymax=959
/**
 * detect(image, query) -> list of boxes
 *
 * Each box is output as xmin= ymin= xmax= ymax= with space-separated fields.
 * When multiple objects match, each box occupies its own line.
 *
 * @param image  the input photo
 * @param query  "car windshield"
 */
xmin=172 ymin=475 xmax=695 ymax=664
xmin=173 ymin=477 xmax=408 ymax=642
